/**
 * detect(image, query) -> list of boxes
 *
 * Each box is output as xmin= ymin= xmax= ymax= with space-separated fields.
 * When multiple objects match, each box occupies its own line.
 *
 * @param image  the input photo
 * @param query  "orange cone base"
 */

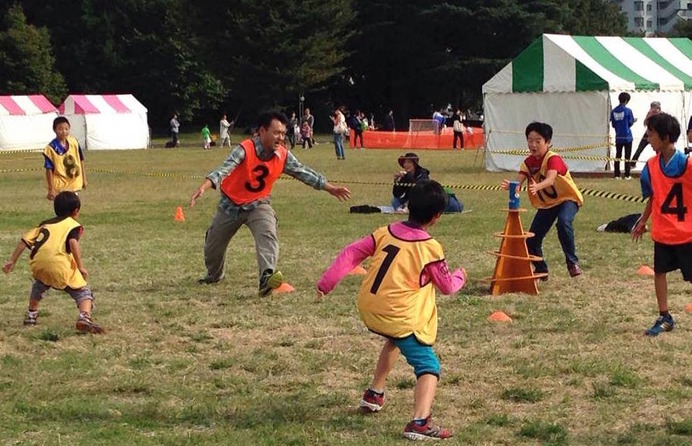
xmin=174 ymin=206 xmax=186 ymax=222
xmin=274 ymin=282 xmax=295 ymax=293
xmin=348 ymin=265 xmax=367 ymax=275
xmin=637 ymin=265 xmax=654 ymax=276
xmin=488 ymin=311 xmax=512 ymax=323
xmin=685 ymin=303 xmax=692 ymax=314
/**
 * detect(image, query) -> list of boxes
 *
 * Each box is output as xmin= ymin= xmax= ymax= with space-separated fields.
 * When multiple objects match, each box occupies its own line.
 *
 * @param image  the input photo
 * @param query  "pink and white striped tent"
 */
xmin=58 ymin=94 xmax=149 ymax=150
xmin=0 ymin=95 xmax=58 ymax=151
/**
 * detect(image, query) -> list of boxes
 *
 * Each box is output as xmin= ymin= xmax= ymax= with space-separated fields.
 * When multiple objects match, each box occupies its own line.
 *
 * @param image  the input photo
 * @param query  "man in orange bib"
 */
xmin=632 ymin=112 xmax=691 ymax=336
xmin=189 ymin=111 xmax=351 ymax=296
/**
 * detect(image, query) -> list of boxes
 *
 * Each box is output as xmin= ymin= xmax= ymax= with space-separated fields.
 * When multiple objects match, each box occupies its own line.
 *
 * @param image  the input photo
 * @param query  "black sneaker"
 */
xmin=198 ymin=275 xmax=223 ymax=285
xmin=259 ymin=270 xmax=283 ymax=296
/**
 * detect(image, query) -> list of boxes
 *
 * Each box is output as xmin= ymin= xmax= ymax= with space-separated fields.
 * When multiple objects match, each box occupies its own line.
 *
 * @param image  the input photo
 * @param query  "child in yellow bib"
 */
xmin=44 ymin=117 xmax=87 ymax=200
xmin=317 ymin=180 xmax=466 ymax=440
xmin=3 ymin=192 xmax=103 ymax=334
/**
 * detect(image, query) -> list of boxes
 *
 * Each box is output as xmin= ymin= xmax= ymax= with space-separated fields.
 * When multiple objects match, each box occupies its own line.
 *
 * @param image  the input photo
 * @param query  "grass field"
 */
xmin=0 ymin=139 xmax=690 ymax=445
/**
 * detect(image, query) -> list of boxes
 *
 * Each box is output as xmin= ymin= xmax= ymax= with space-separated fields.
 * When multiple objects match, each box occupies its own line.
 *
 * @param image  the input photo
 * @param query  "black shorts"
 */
xmin=654 ymin=241 xmax=692 ymax=281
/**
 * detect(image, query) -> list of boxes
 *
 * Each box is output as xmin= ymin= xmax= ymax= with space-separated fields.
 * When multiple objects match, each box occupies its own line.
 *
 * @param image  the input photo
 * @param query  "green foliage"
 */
xmin=500 ymin=387 xmax=545 ymax=403
xmin=0 ymin=3 xmax=66 ymax=103
xmin=519 ymin=420 xmax=568 ymax=445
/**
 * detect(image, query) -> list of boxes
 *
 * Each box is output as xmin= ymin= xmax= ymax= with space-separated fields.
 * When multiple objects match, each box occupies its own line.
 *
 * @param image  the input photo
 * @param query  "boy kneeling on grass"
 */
xmin=632 ymin=112 xmax=690 ymax=336
xmin=3 ymin=191 xmax=103 ymax=334
xmin=317 ymin=180 xmax=466 ymax=440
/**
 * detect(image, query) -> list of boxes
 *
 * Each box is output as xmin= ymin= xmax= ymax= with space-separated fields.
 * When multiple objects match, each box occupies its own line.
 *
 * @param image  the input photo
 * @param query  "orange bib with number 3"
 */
xmin=220 ymin=139 xmax=287 ymax=205
xmin=648 ymin=155 xmax=692 ymax=244
xmin=357 ymin=225 xmax=445 ymax=345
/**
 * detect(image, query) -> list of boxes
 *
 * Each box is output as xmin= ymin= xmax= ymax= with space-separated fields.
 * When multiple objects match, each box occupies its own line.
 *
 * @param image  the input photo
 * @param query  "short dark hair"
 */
xmin=646 ymin=112 xmax=680 ymax=143
xmin=53 ymin=116 xmax=70 ymax=131
xmin=618 ymin=92 xmax=631 ymax=104
xmin=525 ymin=122 xmax=553 ymax=141
xmin=53 ymin=191 xmax=81 ymax=217
xmin=407 ymin=180 xmax=448 ymax=225
xmin=257 ymin=111 xmax=289 ymax=130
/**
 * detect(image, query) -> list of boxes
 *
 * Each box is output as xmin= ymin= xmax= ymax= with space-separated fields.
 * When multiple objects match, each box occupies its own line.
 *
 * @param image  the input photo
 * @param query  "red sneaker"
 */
xmin=359 ymin=388 xmax=384 ymax=413
xmin=567 ymin=263 xmax=582 ymax=277
xmin=403 ymin=416 xmax=453 ymax=440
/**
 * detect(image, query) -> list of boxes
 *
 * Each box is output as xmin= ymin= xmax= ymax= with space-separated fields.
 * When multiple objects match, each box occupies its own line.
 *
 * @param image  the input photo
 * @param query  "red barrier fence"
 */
xmin=348 ymin=127 xmax=484 ymax=150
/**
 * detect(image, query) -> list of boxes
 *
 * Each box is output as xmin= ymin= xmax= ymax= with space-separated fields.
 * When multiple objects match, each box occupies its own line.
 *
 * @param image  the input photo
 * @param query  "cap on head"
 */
xmin=398 ymin=152 xmax=419 ymax=168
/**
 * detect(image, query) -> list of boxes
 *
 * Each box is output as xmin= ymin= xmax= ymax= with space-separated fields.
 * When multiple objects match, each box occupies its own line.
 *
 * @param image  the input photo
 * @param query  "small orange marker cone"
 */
xmin=487 ymin=311 xmax=512 ymax=323
xmin=637 ymin=265 xmax=654 ymax=276
xmin=174 ymin=206 xmax=186 ymax=222
xmin=685 ymin=303 xmax=692 ymax=314
xmin=348 ymin=265 xmax=367 ymax=275
xmin=274 ymin=282 xmax=295 ymax=293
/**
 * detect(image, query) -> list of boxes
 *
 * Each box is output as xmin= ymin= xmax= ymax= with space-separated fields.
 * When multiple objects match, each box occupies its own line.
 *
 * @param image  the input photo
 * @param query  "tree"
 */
xmin=21 ymin=0 xmax=225 ymax=127
xmin=0 ymin=3 xmax=66 ymax=103
xmin=191 ymin=0 xmax=354 ymax=121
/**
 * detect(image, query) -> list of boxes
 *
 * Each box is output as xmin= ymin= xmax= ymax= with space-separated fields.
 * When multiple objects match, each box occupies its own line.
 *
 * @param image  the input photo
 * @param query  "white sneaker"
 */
xmin=625 ymin=176 xmax=632 ymax=181
xmin=597 ymin=223 xmax=608 ymax=232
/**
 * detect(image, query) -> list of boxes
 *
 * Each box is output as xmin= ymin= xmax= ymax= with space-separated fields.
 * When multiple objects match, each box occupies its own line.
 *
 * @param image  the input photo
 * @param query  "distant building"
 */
xmin=609 ymin=0 xmax=691 ymax=34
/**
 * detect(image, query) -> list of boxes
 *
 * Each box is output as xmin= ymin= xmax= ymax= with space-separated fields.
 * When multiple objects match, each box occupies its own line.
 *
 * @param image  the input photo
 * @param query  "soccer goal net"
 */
xmin=408 ymin=119 xmax=439 ymax=134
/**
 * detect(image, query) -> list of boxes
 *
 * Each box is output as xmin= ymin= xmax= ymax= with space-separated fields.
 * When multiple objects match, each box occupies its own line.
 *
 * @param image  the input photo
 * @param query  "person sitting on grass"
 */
xmin=317 ymin=180 xmax=467 ymax=441
xmin=2 ymin=191 xmax=103 ymax=334
xmin=501 ymin=122 xmax=584 ymax=280
xmin=632 ymin=112 xmax=690 ymax=336
xmin=392 ymin=153 xmax=463 ymax=213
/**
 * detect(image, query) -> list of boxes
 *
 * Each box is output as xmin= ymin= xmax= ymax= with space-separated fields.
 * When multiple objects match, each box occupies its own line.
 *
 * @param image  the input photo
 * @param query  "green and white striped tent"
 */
xmin=483 ymin=34 xmax=692 ymax=172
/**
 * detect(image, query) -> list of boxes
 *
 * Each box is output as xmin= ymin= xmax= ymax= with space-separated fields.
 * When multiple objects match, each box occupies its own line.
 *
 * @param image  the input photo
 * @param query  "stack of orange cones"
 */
xmin=487 ymin=311 xmax=512 ymax=323
xmin=174 ymin=206 xmax=186 ymax=222
xmin=348 ymin=265 xmax=367 ymax=275
xmin=685 ymin=303 xmax=692 ymax=314
xmin=274 ymin=282 xmax=295 ymax=294
xmin=636 ymin=265 xmax=654 ymax=276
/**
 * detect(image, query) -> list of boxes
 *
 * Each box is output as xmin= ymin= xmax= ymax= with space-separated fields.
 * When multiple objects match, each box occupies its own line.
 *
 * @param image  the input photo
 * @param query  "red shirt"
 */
xmin=520 ymin=153 xmax=568 ymax=178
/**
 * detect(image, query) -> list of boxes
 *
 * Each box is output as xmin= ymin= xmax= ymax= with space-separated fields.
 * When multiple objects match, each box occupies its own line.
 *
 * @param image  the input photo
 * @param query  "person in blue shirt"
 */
xmin=610 ymin=92 xmax=636 ymax=180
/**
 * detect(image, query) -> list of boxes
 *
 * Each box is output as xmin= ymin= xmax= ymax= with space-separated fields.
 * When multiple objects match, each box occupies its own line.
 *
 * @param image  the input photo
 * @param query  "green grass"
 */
xmin=1 ymin=144 xmax=691 ymax=445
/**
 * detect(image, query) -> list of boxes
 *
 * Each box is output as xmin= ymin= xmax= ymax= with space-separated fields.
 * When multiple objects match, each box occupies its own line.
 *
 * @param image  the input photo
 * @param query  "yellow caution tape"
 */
xmin=0 ymin=167 xmax=646 ymax=204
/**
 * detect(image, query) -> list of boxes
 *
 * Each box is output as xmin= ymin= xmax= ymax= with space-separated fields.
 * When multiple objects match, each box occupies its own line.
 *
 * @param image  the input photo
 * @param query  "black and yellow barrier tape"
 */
xmin=0 ymin=167 xmax=646 ymax=204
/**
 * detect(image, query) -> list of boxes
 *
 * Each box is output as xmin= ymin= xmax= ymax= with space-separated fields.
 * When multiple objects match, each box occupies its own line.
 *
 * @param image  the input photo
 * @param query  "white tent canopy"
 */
xmin=0 ymin=95 xmax=58 ymax=151
xmin=59 ymin=94 xmax=149 ymax=150
xmin=483 ymin=34 xmax=692 ymax=172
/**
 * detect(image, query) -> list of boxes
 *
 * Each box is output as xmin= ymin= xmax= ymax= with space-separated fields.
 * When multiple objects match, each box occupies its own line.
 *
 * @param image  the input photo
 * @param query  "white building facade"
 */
xmin=610 ymin=0 xmax=692 ymax=34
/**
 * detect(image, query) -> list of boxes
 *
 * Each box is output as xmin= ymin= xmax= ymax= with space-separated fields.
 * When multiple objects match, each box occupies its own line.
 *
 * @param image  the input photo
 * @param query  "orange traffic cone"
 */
xmin=637 ymin=265 xmax=654 ymax=276
xmin=174 ymin=206 xmax=186 ymax=222
xmin=685 ymin=303 xmax=692 ymax=314
xmin=348 ymin=265 xmax=367 ymax=275
xmin=274 ymin=282 xmax=295 ymax=294
xmin=487 ymin=311 xmax=512 ymax=323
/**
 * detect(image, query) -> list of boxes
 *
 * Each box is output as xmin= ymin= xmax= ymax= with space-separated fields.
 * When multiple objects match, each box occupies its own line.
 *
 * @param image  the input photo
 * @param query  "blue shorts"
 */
xmin=391 ymin=334 xmax=441 ymax=378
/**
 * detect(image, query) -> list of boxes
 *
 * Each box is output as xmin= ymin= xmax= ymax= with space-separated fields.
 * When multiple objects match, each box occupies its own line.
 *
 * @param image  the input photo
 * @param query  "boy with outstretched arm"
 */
xmin=3 ymin=191 xmax=103 ymax=334
xmin=317 ymin=180 xmax=466 ymax=440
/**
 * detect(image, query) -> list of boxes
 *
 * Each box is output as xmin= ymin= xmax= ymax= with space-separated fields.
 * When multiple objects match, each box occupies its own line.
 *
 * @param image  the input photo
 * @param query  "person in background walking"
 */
xmin=452 ymin=108 xmax=465 ymax=149
xmin=630 ymin=101 xmax=661 ymax=170
xmin=610 ymin=92 xmax=636 ymax=180
xmin=219 ymin=114 xmax=233 ymax=147
xmin=332 ymin=107 xmax=348 ymax=160
xmin=169 ymin=114 xmax=180 ymax=148
xmin=384 ymin=109 xmax=395 ymax=131
xmin=287 ymin=111 xmax=298 ymax=149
